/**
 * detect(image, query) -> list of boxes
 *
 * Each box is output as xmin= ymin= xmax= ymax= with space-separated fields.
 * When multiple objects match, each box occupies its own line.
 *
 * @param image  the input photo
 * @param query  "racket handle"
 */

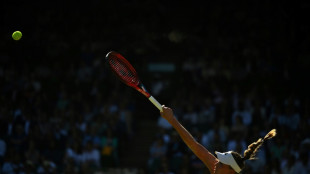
xmin=149 ymin=96 xmax=163 ymax=112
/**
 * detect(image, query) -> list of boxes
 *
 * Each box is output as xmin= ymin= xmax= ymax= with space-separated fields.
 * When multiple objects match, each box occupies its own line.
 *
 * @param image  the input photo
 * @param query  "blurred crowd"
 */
xmin=0 ymin=51 xmax=136 ymax=173
xmin=1 ymin=0 xmax=310 ymax=174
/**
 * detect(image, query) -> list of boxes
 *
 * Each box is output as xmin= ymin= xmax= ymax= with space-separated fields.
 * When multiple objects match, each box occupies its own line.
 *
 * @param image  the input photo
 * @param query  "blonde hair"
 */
xmin=243 ymin=129 xmax=277 ymax=160
xmin=232 ymin=129 xmax=277 ymax=169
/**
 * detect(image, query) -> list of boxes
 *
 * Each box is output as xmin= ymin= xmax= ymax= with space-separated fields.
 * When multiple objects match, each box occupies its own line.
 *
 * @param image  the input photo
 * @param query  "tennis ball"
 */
xmin=12 ymin=31 xmax=22 ymax=40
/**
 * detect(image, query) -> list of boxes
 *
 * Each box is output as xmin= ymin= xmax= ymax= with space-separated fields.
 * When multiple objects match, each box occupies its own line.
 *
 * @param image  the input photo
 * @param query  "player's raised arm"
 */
xmin=160 ymin=105 xmax=277 ymax=174
xmin=160 ymin=105 xmax=218 ymax=172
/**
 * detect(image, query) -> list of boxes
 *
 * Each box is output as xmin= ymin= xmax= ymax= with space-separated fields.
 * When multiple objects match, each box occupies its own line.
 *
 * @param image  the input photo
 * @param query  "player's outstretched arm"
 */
xmin=160 ymin=105 xmax=218 ymax=172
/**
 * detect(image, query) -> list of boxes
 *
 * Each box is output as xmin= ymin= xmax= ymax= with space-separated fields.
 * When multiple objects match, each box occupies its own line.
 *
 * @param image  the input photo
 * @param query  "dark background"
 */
xmin=1 ymin=0 xmax=310 ymax=174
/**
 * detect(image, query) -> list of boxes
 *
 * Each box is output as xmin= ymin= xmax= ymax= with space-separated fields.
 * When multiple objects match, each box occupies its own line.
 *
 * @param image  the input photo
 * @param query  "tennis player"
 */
xmin=160 ymin=105 xmax=276 ymax=174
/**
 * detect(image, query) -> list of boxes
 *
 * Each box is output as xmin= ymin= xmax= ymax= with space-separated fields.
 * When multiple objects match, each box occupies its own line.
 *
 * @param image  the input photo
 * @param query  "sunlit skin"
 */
xmin=160 ymin=106 xmax=238 ymax=174
xmin=213 ymin=161 xmax=236 ymax=174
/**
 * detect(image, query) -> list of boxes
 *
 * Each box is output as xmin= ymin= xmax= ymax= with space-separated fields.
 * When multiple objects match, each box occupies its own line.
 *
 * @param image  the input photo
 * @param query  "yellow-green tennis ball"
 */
xmin=12 ymin=31 xmax=22 ymax=40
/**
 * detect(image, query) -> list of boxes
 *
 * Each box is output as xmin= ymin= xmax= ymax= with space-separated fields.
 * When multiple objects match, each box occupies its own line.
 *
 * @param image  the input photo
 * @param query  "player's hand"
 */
xmin=160 ymin=105 xmax=175 ymax=121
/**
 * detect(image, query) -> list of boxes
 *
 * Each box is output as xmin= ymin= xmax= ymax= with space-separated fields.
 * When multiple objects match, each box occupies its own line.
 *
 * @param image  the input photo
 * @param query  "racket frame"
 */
xmin=106 ymin=51 xmax=163 ymax=112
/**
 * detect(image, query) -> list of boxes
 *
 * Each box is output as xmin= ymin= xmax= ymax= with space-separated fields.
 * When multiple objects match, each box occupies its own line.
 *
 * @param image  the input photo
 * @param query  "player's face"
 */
xmin=213 ymin=161 xmax=236 ymax=174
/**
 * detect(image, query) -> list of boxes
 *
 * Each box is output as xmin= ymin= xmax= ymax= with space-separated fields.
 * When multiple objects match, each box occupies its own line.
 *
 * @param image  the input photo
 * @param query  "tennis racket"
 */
xmin=106 ymin=51 xmax=163 ymax=112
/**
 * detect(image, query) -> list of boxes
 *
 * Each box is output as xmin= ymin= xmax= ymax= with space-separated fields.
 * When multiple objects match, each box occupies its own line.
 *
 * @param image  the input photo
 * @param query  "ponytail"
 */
xmin=243 ymin=129 xmax=277 ymax=161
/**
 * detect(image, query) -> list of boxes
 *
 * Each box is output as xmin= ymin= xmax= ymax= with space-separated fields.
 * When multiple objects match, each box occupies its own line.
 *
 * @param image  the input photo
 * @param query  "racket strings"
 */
xmin=108 ymin=58 xmax=139 ymax=85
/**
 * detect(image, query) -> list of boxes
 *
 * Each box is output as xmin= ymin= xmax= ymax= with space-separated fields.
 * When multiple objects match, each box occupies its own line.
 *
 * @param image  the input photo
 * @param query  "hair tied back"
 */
xmin=263 ymin=129 xmax=277 ymax=141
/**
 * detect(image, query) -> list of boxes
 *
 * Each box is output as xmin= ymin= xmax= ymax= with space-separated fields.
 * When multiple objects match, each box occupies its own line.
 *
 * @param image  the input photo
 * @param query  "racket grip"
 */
xmin=149 ymin=96 xmax=163 ymax=112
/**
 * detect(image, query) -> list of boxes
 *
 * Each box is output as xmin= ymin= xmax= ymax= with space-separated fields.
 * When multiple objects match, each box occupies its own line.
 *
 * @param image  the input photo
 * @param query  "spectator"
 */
xmin=8 ymin=123 xmax=28 ymax=154
xmin=101 ymin=128 xmax=119 ymax=168
xmin=1 ymin=148 xmax=24 ymax=174
xmin=64 ymin=140 xmax=83 ymax=166
xmin=281 ymin=154 xmax=296 ymax=174
xmin=166 ymin=132 xmax=187 ymax=173
xmin=290 ymin=152 xmax=310 ymax=174
xmin=36 ymin=156 xmax=57 ymax=174
xmin=231 ymin=115 xmax=248 ymax=138
xmin=231 ymin=100 xmax=252 ymax=127
xmin=81 ymin=140 xmax=101 ymax=172
xmin=226 ymin=134 xmax=247 ymax=154
xmin=24 ymin=140 xmax=41 ymax=167
xmin=148 ymin=137 xmax=167 ymax=173
xmin=83 ymin=125 xmax=101 ymax=149
xmin=201 ymin=125 xmax=226 ymax=153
